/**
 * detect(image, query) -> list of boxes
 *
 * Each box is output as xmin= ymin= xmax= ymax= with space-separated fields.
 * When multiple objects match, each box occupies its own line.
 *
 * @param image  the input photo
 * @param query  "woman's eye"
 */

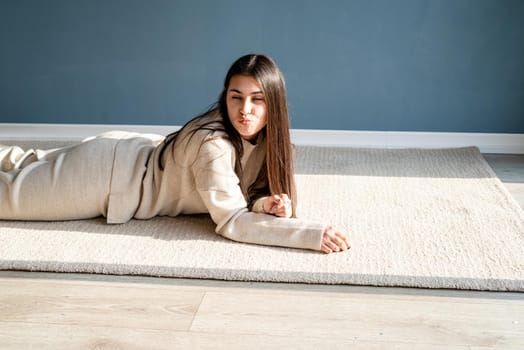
xmin=232 ymin=96 xmax=242 ymax=100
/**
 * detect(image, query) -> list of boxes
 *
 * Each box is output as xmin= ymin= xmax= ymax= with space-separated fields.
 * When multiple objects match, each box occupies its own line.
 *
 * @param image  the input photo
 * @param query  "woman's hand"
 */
xmin=321 ymin=226 xmax=350 ymax=254
xmin=263 ymin=194 xmax=292 ymax=218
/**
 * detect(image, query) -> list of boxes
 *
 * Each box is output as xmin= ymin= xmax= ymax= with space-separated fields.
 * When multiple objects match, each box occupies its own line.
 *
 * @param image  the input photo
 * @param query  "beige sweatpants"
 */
xmin=0 ymin=137 xmax=118 ymax=221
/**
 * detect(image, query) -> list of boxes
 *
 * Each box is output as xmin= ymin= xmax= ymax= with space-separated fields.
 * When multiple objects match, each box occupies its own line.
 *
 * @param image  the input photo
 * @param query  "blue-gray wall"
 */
xmin=1 ymin=0 xmax=523 ymax=133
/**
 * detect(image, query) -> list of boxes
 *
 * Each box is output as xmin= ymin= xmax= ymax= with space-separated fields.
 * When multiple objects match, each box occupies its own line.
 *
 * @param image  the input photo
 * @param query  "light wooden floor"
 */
xmin=1 ymin=154 xmax=523 ymax=350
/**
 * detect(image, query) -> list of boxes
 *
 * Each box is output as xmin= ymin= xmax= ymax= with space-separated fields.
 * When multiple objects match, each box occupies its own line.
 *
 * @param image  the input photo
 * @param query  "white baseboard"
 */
xmin=1 ymin=123 xmax=523 ymax=154
xmin=291 ymin=129 xmax=524 ymax=154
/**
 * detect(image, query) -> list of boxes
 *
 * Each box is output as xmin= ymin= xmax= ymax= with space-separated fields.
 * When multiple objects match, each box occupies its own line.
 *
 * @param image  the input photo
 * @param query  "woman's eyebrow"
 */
xmin=229 ymin=88 xmax=264 ymax=95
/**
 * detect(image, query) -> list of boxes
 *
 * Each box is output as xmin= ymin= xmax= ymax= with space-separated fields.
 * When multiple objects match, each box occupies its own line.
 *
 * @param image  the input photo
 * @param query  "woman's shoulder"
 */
xmin=172 ymin=112 xmax=232 ymax=157
xmin=178 ymin=111 xmax=225 ymax=139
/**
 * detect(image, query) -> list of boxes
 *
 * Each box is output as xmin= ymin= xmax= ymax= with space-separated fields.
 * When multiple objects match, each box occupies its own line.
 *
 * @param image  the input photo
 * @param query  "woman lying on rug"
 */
xmin=0 ymin=54 xmax=349 ymax=254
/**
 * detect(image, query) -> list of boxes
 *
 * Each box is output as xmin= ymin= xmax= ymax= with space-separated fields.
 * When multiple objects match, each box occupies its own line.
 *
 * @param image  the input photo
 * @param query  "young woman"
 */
xmin=0 ymin=54 xmax=349 ymax=254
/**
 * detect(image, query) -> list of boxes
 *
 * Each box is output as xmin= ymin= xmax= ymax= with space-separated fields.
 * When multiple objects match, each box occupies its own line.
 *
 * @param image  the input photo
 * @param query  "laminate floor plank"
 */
xmin=0 ymin=321 xmax=475 ymax=350
xmin=0 ymin=277 xmax=203 ymax=331
xmin=191 ymin=291 xmax=523 ymax=348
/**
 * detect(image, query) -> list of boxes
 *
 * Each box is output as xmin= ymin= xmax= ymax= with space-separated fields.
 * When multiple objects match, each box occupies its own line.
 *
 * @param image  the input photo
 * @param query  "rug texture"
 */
xmin=1 ymin=143 xmax=523 ymax=291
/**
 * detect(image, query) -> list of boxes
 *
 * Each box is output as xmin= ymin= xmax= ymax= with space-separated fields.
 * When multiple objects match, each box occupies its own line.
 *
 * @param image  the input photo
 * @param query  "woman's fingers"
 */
xmin=274 ymin=207 xmax=289 ymax=218
xmin=278 ymin=194 xmax=290 ymax=203
xmin=324 ymin=238 xmax=341 ymax=252
xmin=263 ymin=195 xmax=281 ymax=214
xmin=321 ymin=226 xmax=350 ymax=254
xmin=266 ymin=194 xmax=292 ymax=217
xmin=321 ymin=245 xmax=332 ymax=254
xmin=331 ymin=232 xmax=349 ymax=251
xmin=274 ymin=201 xmax=292 ymax=218
xmin=335 ymin=231 xmax=351 ymax=248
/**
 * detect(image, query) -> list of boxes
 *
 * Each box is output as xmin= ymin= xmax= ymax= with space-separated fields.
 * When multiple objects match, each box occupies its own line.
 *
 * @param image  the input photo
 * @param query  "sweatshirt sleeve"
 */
xmin=192 ymin=137 xmax=325 ymax=251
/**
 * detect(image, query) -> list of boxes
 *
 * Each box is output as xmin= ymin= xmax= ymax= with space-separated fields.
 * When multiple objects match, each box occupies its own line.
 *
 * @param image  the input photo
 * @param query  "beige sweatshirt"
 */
xmin=130 ymin=123 xmax=325 ymax=251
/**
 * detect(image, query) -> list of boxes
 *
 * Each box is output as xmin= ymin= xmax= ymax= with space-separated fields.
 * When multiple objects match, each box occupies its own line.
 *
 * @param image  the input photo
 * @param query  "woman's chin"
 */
xmin=236 ymin=127 xmax=256 ymax=141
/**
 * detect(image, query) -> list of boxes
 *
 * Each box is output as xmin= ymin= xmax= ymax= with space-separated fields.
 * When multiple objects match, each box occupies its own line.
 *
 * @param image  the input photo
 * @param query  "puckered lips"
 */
xmin=239 ymin=117 xmax=252 ymax=125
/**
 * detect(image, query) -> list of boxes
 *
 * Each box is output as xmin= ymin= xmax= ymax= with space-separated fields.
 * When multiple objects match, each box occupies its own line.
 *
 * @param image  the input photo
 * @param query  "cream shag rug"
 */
xmin=1 ymin=144 xmax=523 ymax=291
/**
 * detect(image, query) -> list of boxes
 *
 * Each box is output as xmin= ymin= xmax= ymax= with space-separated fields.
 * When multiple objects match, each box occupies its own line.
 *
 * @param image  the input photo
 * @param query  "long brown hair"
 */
xmin=160 ymin=54 xmax=297 ymax=217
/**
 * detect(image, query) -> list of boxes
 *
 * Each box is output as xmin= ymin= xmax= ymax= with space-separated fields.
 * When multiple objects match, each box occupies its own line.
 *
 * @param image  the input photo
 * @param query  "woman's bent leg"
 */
xmin=0 ymin=139 xmax=117 ymax=221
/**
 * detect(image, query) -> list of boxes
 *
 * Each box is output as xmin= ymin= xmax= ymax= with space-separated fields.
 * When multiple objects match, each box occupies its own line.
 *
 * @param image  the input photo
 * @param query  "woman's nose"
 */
xmin=241 ymin=99 xmax=252 ymax=115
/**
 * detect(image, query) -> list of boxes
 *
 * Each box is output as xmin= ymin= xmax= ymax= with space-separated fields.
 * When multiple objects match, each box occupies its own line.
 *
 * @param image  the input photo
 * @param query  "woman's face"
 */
xmin=226 ymin=74 xmax=268 ymax=142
